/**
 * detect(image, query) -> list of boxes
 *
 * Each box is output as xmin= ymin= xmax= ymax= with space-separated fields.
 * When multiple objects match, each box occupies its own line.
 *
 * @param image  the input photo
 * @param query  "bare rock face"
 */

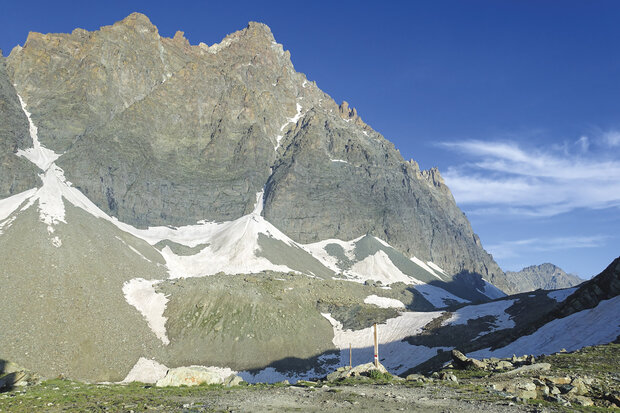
xmin=0 ymin=55 xmax=39 ymax=197
xmin=4 ymin=13 xmax=507 ymax=290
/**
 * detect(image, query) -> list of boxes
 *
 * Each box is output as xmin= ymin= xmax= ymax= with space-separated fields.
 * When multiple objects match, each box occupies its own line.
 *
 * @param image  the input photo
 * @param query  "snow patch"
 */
xmin=477 ymin=280 xmax=507 ymax=299
xmin=426 ymin=261 xmax=447 ymax=275
xmin=321 ymin=311 xmax=449 ymax=375
xmin=122 ymin=278 xmax=170 ymax=345
xmin=468 ymin=296 xmax=620 ymax=359
xmin=15 ymin=95 xmax=61 ymax=171
xmin=323 ymin=311 xmax=441 ymax=349
xmin=442 ymin=299 xmax=516 ymax=334
xmin=410 ymin=256 xmax=443 ymax=280
xmin=548 ymin=287 xmax=578 ymax=303
xmin=330 ymin=159 xmax=348 ymax=164
xmin=364 ymin=295 xmax=405 ymax=309
xmin=349 ymin=250 xmax=414 ymax=285
xmin=275 ymin=101 xmax=305 ymax=151
xmin=411 ymin=284 xmax=469 ymax=308
xmin=0 ymin=188 xmax=37 ymax=234
xmin=301 ymin=236 xmax=362 ymax=274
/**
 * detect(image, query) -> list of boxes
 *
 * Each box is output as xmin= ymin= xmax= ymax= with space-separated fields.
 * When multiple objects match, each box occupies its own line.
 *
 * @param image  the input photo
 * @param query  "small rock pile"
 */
xmin=447 ymin=350 xmax=619 ymax=409
xmin=155 ymin=366 xmax=244 ymax=388
xmin=448 ymin=349 xmax=544 ymax=372
xmin=326 ymin=362 xmax=391 ymax=381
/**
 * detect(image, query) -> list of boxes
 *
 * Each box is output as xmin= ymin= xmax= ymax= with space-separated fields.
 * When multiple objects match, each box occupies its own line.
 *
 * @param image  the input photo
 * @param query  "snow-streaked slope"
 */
xmin=15 ymin=95 xmax=60 ymax=171
xmin=468 ymin=296 xmax=620 ymax=359
xmin=412 ymin=284 xmax=469 ymax=308
xmin=364 ymin=294 xmax=406 ymax=309
xmin=321 ymin=311 xmax=450 ymax=375
xmin=477 ymin=280 xmax=506 ymax=300
xmin=122 ymin=278 xmax=170 ymax=345
xmin=442 ymin=299 xmax=516 ymax=333
xmin=4 ymin=94 xmax=489 ymax=331
xmin=349 ymin=250 xmax=414 ymax=285
xmin=548 ymin=287 xmax=579 ymax=302
xmin=410 ymin=257 xmax=443 ymax=280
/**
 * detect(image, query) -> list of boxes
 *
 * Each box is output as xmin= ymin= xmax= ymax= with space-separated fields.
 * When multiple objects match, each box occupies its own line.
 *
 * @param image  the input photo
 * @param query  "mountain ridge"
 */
xmin=505 ymin=262 xmax=584 ymax=293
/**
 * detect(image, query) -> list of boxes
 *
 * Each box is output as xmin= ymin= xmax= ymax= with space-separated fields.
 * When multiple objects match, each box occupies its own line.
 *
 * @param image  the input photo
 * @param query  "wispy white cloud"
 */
xmin=486 ymin=235 xmax=608 ymax=260
xmin=603 ymin=130 xmax=620 ymax=147
xmin=441 ymin=139 xmax=620 ymax=216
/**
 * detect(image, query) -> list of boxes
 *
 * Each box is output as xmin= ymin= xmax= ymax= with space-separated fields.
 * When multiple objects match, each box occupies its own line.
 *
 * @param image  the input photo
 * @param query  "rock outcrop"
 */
xmin=0 ymin=54 xmax=39 ymax=197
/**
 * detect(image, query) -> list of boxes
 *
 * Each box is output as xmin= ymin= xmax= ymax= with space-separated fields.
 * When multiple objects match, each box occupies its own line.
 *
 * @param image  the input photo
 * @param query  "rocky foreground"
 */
xmin=1 ymin=342 xmax=617 ymax=412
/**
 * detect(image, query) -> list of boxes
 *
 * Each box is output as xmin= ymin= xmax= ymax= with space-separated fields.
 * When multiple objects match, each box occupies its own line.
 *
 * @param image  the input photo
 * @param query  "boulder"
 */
xmin=0 ymin=362 xmax=40 ymax=390
xmin=570 ymin=395 xmax=594 ymax=406
xmin=499 ymin=363 xmax=551 ymax=376
xmin=223 ymin=374 xmax=244 ymax=387
xmin=495 ymin=360 xmax=513 ymax=370
xmin=450 ymin=350 xmax=487 ymax=370
xmin=156 ymin=366 xmax=228 ymax=387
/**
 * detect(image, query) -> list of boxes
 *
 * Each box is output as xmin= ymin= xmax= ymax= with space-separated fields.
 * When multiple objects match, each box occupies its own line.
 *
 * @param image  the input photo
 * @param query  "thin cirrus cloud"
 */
xmin=486 ymin=235 xmax=608 ymax=260
xmin=440 ymin=139 xmax=620 ymax=217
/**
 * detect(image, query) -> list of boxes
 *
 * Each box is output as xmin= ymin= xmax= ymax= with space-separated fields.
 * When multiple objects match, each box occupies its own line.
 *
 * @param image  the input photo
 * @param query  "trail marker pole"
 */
xmin=373 ymin=323 xmax=378 ymax=368
xmin=349 ymin=343 xmax=352 ymax=369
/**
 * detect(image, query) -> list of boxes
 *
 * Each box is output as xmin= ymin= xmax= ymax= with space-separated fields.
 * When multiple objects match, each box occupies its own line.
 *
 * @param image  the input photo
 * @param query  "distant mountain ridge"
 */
xmin=505 ymin=263 xmax=584 ymax=293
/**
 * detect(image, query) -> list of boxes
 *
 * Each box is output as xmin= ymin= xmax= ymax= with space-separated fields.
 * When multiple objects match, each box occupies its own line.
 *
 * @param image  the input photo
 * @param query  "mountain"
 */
xmin=3 ymin=13 xmax=590 ymax=383
xmin=505 ymin=263 xmax=584 ymax=294
xmin=4 ymin=13 xmax=508 ymax=291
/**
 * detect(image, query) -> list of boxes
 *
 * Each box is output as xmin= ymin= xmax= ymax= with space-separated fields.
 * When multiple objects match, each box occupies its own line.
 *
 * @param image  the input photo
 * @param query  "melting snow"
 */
xmin=349 ymin=250 xmax=414 ymax=285
xmin=410 ymin=257 xmax=443 ymax=280
xmin=323 ymin=311 xmax=441 ymax=349
xmin=468 ymin=296 xmax=620 ymax=359
xmin=477 ymin=280 xmax=507 ymax=299
xmin=275 ymin=101 xmax=304 ymax=151
xmin=442 ymin=299 xmax=516 ymax=333
xmin=122 ymin=357 xmax=169 ymax=384
xmin=321 ymin=311 xmax=450 ymax=375
xmin=364 ymin=295 xmax=405 ymax=309
xmin=548 ymin=287 xmax=579 ymax=303
xmin=411 ymin=284 xmax=468 ymax=308
xmin=0 ymin=188 xmax=37 ymax=234
xmin=15 ymin=95 xmax=61 ymax=171
xmin=426 ymin=261 xmax=447 ymax=275
xmin=122 ymin=278 xmax=170 ymax=345
xmin=301 ymin=236 xmax=361 ymax=274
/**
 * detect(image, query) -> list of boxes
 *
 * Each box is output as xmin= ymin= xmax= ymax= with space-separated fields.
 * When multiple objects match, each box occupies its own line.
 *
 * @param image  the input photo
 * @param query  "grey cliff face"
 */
xmin=4 ymin=13 xmax=507 ymax=289
xmin=0 ymin=54 xmax=39 ymax=196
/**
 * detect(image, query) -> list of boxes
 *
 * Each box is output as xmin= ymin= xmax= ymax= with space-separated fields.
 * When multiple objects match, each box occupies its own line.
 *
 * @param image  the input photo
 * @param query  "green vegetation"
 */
xmin=0 ymin=379 xmax=239 ymax=412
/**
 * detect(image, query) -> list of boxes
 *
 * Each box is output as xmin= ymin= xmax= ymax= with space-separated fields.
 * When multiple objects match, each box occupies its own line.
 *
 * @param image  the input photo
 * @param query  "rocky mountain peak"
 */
xmin=115 ymin=12 xmax=158 ymax=33
xmin=505 ymin=262 xmax=584 ymax=294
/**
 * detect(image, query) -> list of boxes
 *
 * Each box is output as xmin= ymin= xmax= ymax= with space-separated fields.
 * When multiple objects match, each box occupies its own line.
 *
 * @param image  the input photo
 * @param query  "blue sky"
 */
xmin=2 ymin=1 xmax=619 ymax=278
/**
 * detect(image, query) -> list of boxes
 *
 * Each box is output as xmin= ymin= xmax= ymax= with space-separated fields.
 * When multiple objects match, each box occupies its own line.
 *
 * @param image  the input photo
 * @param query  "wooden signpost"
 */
xmin=373 ymin=323 xmax=378 ymax=367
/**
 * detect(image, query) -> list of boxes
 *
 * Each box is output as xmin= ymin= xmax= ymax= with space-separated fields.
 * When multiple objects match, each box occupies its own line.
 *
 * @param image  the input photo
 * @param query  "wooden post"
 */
xmin=373 ymin=323 xmax=378 ymax=368
xmin=349 ymin=343 xmax=352 ymax=369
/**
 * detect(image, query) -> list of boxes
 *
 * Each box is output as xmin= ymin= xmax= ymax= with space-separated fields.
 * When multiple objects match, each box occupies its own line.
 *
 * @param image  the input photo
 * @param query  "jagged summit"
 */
xmin=505 ymin=263 xmax=584 ymax=293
